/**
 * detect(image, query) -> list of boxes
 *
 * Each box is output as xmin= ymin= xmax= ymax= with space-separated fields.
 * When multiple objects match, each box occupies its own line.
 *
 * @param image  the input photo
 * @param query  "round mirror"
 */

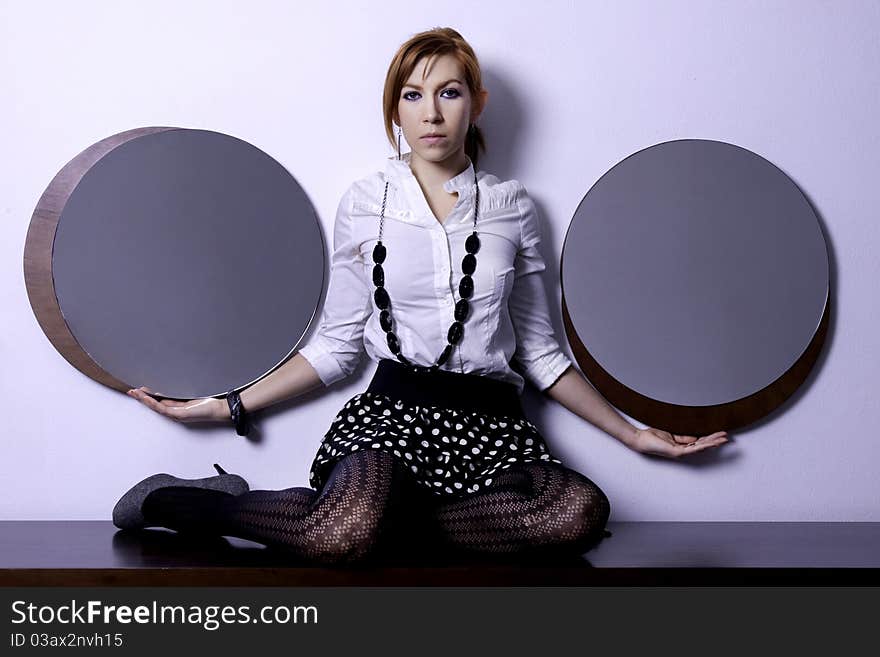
xmin=561 ymin=139 xmax=830 ymax=434
xmin=24 ymin=127 xmax=325 ymax=400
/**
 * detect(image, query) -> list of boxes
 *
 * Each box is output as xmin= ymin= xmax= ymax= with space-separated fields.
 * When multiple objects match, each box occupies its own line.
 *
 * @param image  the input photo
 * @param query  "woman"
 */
xmin=116 ymin=27 xmax=729 ymax=565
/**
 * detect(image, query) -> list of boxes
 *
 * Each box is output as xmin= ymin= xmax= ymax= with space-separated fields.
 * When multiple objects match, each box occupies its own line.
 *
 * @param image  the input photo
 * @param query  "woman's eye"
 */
xmin=402 ymin=89 xmax=460 ymax=101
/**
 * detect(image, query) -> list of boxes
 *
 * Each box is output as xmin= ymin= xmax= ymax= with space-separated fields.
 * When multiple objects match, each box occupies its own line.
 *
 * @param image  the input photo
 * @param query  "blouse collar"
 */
xmin=383 ymin=150 xmax=476 ymax=195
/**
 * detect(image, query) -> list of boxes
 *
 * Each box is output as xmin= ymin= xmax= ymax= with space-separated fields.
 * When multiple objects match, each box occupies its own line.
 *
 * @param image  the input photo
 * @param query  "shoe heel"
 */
xmin=213 ymin=463 xmax=228 ymax=475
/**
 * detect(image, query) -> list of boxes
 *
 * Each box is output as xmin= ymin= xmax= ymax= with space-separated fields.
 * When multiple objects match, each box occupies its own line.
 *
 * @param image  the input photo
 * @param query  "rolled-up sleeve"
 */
xmin=509 ymin=183 xmax=574 ymax=392
xmin=298 ymin=187 xmax=372 ymax=386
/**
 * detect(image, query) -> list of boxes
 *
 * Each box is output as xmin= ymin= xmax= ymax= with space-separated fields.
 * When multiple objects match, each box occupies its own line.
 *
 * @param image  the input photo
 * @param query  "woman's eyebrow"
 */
xmin=402 ymin=78 xmax=463 ymax=90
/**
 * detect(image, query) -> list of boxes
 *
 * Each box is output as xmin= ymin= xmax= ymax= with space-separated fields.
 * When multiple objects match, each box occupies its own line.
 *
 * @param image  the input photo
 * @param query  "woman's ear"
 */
xmin=472 ymin=88 xmax=489 ymax=122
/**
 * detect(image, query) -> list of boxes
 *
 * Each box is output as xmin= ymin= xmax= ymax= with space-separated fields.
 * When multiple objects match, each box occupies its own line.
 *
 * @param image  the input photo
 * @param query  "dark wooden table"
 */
xmin=2 ymin=521 xmax=878 ymax=586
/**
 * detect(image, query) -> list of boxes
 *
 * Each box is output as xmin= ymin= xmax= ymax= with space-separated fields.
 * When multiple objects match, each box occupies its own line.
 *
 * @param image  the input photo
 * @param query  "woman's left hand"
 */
xmin=630 ymin=427 xmax=729 ymax=459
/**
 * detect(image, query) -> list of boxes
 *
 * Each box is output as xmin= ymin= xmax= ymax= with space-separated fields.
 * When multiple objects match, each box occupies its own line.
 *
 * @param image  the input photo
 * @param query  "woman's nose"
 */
xmin=423 ymin=99 xmax=442 ymax=122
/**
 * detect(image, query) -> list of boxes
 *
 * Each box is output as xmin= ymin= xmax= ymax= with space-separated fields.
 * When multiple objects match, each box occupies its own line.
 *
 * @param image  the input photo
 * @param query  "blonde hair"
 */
xmin=382 ymin=27 xmax=487 ymax=167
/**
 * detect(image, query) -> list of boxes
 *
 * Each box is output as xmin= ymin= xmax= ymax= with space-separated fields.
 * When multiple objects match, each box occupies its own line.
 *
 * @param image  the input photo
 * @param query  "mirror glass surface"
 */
xmin=51 ymin=128 xmax=324 ymax=399
xmin=562 ymin=139 xmax=829 ymax=409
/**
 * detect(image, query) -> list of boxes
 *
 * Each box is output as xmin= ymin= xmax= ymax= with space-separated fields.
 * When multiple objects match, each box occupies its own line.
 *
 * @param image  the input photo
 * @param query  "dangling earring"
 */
xmin=397 ymin=125 xmax=402 ymax=160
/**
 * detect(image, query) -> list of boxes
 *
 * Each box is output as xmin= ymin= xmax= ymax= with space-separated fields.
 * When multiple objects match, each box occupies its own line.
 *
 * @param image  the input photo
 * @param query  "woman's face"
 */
xmin=396 ymin=53 xmax=482 ymax=167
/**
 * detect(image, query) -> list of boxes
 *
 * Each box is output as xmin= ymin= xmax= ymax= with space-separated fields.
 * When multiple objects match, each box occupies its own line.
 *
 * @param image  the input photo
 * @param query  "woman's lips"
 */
xmin=421 ymin=135 xmax=446 ymax=143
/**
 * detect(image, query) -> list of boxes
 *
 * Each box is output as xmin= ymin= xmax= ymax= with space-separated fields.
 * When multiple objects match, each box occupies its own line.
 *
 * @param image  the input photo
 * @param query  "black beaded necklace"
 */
xmin=371 ymin=161 xmax=480 ymax=374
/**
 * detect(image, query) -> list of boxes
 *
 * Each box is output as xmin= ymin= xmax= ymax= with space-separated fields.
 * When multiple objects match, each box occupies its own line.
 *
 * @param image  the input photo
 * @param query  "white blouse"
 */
xmin=298 ymin=151 xmax=573 ymax=396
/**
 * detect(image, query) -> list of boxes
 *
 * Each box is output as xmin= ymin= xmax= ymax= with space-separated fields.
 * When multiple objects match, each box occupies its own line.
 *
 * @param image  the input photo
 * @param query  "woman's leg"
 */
xmin=140 ymin=449 xmax=412 ymax=565
xmin=428 ymin=462 xmax=611 ymax=558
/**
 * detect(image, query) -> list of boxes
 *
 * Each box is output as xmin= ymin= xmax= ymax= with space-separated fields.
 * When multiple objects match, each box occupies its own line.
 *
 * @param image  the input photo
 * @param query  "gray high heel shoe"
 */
xmin=112 ymin=463 xmax=249 ymax=530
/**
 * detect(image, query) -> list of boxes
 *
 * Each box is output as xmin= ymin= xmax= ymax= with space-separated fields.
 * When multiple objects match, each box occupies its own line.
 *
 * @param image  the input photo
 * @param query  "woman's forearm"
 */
xmin=239 ymin=352 xmax=325 ymax=413
xmin=544 ymin=365 xmax=639 ymax=447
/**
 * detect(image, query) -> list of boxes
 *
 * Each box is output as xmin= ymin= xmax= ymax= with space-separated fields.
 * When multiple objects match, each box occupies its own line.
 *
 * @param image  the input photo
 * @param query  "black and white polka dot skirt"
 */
xmin=308 ymin=359 xmax=564 ymax=499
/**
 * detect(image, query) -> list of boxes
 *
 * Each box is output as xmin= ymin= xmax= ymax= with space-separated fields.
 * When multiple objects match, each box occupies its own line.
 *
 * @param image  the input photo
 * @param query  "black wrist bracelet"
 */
xmin=225 ymin=390 xmax=251 ymax=437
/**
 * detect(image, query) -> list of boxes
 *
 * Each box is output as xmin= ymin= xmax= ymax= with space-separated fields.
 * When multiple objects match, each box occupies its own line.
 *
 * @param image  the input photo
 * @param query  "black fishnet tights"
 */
xmin=429 ymin=461 xmax=611 ymax=557
xmin=141 ymin=449 xmax=611 ymax=565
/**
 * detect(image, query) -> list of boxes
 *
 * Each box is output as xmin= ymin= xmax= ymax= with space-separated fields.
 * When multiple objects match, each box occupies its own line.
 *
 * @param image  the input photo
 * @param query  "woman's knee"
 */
xmin=584 ymin=478 xmax=611 ymax=526
xmin=536 ymin=473 xmax=611 ymax=550
xmin=307 ymin=514 xmax=387 ymax=565
xmin=306 ymin=451 xmax=409 ymax=564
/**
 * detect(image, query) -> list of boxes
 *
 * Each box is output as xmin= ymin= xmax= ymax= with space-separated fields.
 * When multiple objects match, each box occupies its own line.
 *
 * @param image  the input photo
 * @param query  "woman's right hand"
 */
xmin=126 ymin=386 xmax=230 ymax=424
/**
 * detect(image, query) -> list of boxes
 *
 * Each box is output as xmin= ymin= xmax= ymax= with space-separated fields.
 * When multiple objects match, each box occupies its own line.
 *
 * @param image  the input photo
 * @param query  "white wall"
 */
xmin=2 ymin=0 xmax=878 ymax=520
